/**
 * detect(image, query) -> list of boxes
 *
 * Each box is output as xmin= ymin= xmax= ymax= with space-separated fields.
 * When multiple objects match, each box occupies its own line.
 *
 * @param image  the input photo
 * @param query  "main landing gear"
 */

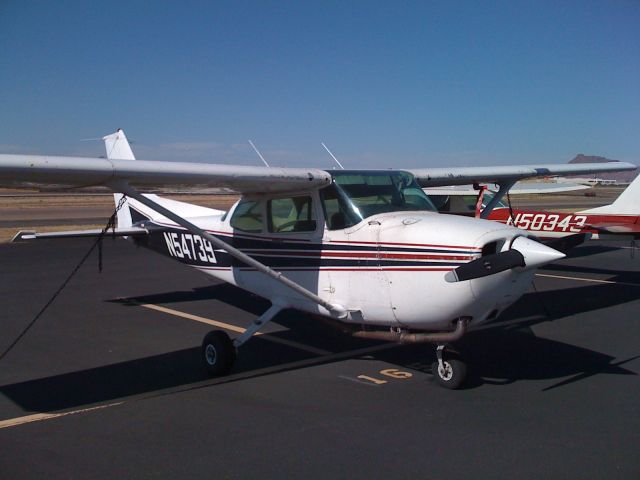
xmin=202 ymin=330 xmax=236 ymax=376
xmin=431 ymin=344 xmax=467 ymax=389
xmin=200 ymin=308 xmax=469 ymax=390
xmin=200 ymin=304 xmax=282 ymax=377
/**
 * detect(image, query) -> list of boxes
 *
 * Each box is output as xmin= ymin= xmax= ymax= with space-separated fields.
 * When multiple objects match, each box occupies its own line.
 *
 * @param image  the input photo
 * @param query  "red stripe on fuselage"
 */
xmin=488 ymin=208 xmax=639 ymax=235
xmin=150 ymin=220 xmax=481 ymax=252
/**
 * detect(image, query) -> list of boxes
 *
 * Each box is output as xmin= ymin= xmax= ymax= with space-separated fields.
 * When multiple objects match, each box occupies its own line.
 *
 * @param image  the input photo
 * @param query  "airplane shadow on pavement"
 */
xmin=540 ymin=262 xmax=640 ymax=285
xmin=560 ymin=244 xmax=623 ymax=259
xmin=1 ymin=280 xmax=638 ymax=413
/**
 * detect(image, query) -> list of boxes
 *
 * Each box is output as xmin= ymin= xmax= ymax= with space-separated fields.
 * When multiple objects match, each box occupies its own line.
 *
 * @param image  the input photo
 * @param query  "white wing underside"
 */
xmin=423 ymin=182 xmax=590 ymax=195
xmin=410 ymin=164 xmax=636 ymax=187
xmin=0 ymin=153 xmax=634 ymax=194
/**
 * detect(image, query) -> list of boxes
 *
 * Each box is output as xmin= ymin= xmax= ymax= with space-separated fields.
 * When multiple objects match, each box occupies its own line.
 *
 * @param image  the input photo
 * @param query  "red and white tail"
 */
xmin=580 ymin=171 xmax=640 ymax=215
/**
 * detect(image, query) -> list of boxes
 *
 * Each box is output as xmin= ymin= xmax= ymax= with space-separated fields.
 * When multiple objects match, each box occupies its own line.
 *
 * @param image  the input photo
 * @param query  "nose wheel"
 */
xmin=431 ymin=345 xmax=467 ymax=389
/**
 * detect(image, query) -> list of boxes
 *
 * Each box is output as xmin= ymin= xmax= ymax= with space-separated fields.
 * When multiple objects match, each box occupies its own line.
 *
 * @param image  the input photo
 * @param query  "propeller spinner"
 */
xmin=445 ymin=236 xmax=565 ymax=282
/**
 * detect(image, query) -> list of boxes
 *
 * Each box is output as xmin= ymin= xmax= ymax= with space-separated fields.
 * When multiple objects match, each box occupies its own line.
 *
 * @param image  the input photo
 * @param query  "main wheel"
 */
xmin=201 ymin=330 xmax=236 ymax=376
xmin=431 ymin=354 xmax=467 ymax=389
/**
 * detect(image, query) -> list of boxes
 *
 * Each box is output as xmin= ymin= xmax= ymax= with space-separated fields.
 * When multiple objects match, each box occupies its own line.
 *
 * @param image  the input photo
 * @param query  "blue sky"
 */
xmin=0 ymin=1 xmax=638 ymax=168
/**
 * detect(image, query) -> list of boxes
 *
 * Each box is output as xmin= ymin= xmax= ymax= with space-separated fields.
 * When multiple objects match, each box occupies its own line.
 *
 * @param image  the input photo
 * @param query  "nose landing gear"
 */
xmin=431 ymin=344 xmax=467 ymax=389
xmin=200 ymin=308 xmax=470 ymax=390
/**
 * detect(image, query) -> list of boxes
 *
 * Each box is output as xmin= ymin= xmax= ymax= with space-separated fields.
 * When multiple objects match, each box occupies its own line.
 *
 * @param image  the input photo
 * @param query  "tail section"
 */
xmin=103 ymin=129 xmax=227 ymax=228
xmin=580 ymin=170 xmax=640 ymax=215
xmin=103 ymin=129 xmax=134 ymax=228
xmin=104 ymin=128 xmax=135 ymax=160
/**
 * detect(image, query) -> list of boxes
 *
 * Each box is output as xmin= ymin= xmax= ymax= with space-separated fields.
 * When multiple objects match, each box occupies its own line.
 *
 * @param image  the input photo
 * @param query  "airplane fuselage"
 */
xmin=133 ymin=206 xmax=535 ymax=332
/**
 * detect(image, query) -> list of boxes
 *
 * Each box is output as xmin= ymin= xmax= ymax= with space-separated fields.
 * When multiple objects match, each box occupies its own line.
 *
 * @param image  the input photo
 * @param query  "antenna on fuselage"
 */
xmin=248 ymin=139 xmax=270 ymax=167
xmin=321 ymin=142 xmax=345 ymax=170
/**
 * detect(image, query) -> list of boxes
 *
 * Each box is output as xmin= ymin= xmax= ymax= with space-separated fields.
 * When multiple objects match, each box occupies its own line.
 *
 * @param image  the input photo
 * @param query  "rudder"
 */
xmin=581 ymin=170 xmax=640 ymax=215
xmin=103 ymin=129 xmax=134 ymax=228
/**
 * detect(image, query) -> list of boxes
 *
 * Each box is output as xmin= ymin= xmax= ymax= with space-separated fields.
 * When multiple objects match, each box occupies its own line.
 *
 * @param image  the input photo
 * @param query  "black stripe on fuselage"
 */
xmin=145 ymin=221 xmax=480 ymax=254
xmin=136 ymin=224 xmax=474 ymax=270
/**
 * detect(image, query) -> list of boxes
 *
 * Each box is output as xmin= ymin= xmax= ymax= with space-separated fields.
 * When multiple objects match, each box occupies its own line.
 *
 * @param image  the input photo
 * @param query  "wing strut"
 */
xmin=480 ymin=180 xmax=516 ymax=218
xmin=112 ymin=181 xmax=347 ymax=319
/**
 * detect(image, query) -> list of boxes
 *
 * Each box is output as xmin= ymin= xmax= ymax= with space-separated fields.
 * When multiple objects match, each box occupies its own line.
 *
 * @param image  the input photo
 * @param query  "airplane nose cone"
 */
xmin=511 ymin=236 xmax=565 ymax=270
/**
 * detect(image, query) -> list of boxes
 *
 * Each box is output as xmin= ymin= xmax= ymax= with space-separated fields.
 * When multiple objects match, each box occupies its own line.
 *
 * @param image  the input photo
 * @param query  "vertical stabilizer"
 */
xmin=580 ymin=171 xmax=640 ymax=215
xmin=104 ymin=129 xmax=134 ymax=227
xmin=104 ymin=128 xmax=135 ymax=160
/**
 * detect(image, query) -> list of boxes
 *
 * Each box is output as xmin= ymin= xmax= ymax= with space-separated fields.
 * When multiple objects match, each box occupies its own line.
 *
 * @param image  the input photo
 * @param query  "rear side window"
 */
xmin=268 ymin=196 xmax=316 ymax=233
xmin=230 ymin=200 xmax=263 ymax=232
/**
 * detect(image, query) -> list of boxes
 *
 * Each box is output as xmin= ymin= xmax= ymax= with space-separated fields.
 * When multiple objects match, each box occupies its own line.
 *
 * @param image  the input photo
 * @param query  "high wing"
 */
xmin=0 ymin=153 xmax=634 ymax=194
xmin=506 ymin=182 xmax=590 ymax=194
xmin=410 ymin=163 xmax=636 ymax=187
xmin=0 ymin=154 xmax=331 ymax=194
xmin=423 ymin=182 xmax=590 ymax=196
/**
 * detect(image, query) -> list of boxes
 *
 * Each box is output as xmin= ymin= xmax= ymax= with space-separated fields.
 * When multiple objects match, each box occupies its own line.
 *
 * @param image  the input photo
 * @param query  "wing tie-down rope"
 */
xmin=0 ymin=196 xmax=129 ymax=362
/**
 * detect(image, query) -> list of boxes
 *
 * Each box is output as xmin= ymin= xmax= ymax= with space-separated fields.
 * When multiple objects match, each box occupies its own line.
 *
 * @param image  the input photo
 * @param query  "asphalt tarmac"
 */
xmin=0 ymin=238 xmax=639 ymax=479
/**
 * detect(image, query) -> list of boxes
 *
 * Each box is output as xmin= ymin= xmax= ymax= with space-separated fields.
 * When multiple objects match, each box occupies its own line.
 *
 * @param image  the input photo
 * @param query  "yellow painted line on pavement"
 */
xmin=135 ymin=302 xmax=331 ymax=355
xmin=137 ymin=302 xmax=248 ymax=333
xmin=0 ymin=402 xmax=124 ymax=430
xmin=0 ymin=342 xmax=397 ymax=431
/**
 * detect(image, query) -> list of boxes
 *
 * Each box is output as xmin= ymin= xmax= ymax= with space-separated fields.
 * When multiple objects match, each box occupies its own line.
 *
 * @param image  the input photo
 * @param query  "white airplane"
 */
xmin=0 ymin=130 xmax=635 ymax=388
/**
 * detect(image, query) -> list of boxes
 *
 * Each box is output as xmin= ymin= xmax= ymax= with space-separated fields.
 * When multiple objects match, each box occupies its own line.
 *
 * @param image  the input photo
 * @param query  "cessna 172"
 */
xmin=0 ymin=130 xmax=635 ymax=388
xmin=425 ymin=172 xmax=640 ymax=241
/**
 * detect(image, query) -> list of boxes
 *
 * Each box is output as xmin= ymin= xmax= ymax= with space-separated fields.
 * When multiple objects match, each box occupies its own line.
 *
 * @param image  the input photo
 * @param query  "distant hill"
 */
xmin=568 ymin=154 xmax=638 ymax=183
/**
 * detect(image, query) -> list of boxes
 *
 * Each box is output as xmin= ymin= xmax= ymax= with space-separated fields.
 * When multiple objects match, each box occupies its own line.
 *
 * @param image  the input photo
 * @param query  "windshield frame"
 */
xmin=319 ymin=170 xmax=437 ymax=230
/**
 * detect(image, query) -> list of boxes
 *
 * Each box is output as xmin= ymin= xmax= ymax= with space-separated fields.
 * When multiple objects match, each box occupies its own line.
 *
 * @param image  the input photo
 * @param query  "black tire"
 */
xmin=431 ymin=355 xmax=467 ymax=389
xmin=201 ymin=330 xmax=236 ymax=376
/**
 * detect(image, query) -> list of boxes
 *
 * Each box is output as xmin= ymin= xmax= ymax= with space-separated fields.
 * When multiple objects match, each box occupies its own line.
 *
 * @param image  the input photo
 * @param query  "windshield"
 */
xmin=320 ymin=170 xmax=437 ymax=230
xmin=427 ymin=190 xmax=507 ymax=214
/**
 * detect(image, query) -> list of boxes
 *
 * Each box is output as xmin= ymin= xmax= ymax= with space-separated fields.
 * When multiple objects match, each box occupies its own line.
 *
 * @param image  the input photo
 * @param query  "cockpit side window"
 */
xmin=230 ymin=200 xmax=263 ymax=233
xmin=268 ymin=195 xmax=317 ymax=233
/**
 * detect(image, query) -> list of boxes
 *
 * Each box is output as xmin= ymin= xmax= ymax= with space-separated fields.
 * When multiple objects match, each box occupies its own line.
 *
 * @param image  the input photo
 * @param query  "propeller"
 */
xmin=445 ymin=236 xmax=565 ymax=283
xmin=445 ymin=249 xmax=524 ymax=282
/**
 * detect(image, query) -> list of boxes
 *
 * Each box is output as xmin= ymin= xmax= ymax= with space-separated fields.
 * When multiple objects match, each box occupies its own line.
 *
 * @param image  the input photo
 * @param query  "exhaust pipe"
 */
xmin=353 ymin=318 xmax=468 ymax=344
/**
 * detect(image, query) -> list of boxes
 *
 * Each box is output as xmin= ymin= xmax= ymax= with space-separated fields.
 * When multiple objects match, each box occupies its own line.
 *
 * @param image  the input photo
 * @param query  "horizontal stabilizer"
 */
xmin=12 ymin=227 xmax=149 ymax=242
